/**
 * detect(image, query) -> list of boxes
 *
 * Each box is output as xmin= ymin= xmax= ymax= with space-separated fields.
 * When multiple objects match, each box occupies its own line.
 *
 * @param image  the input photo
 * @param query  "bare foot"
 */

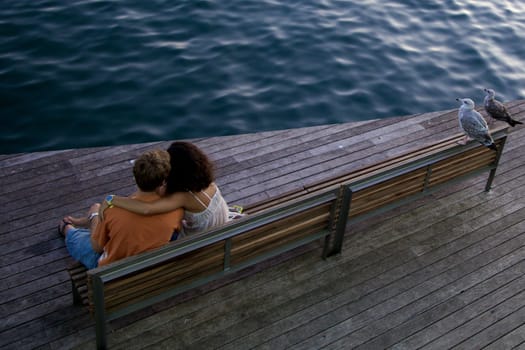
xmin=58 ymin=219 xmax=74 ymax=237
xmin=64 ymin=215 xmax=89 ymax=227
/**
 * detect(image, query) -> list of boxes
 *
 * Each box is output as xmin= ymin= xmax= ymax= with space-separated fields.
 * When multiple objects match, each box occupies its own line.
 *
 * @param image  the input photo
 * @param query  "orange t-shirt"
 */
xmin=92 ymin=193 xmax=184 ymax=266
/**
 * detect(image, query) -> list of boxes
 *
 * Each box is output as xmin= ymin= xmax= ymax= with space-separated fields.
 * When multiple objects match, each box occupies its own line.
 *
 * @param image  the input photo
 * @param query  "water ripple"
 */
xmin=1 ymin=0 xmax=524 ymax=153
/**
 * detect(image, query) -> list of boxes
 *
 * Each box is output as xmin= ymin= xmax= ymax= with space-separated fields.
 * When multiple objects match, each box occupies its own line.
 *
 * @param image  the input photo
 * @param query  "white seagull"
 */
xmin=456 ymin=98 xmax=497 ymax=151
xmin=483 ymin=88 xmax=523 ymax=127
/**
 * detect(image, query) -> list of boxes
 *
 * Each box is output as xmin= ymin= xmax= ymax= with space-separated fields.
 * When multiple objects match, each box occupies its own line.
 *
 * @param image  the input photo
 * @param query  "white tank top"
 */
xmin=181 ymin=186 xmax=229 ymax=237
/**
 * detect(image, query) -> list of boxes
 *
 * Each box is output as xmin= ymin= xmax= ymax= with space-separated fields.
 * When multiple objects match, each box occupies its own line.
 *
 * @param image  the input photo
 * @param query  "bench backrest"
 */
xmin=326 ymin=126 xmax=507 ymax=253
xmin=338 ymin=128 xmax=505 ymax=219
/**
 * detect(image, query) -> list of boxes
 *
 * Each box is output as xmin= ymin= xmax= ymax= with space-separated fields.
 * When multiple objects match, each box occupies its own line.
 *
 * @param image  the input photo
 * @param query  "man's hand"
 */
xmin=88 ymin=203 xmax=101 ymax=229
xmin=89 ymin=203 xmax=103 ymax=253
xmin=98 ymin=200 xmax=109 ymax=220
xmin=89 ymin=203 xmax=100 ymax=216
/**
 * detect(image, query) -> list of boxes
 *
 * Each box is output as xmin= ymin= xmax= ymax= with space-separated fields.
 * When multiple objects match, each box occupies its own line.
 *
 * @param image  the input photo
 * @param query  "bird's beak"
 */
xmin=456 ymin=98 xmax=461 ymax=102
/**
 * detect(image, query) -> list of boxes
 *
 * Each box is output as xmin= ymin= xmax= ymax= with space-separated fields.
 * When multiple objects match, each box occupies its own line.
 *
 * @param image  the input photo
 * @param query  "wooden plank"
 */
xmin=352 ymin=257 xmax=525 ymax=349
xmin=483 ymin=323 xmax=525 ymax=349
xmin=230 ymin=217 xmax=329 ymax=265
xmin=0 ymin=307 xmax=92 ymax=349
xmin=233 ymin=204 xmax=332 ymax=244
xmin=211 ymin=115 xmax=415 ymax=174
xmin=445 ymin=301 xmax=525 ymax=350
xmin=100 ymin=244 xmax=225 ymax=304
xmin=402 ymin=270 xmax=525 ymax=350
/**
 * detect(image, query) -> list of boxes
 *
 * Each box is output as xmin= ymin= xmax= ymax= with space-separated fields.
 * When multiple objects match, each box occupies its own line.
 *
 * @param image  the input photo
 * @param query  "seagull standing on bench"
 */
xmin=456 ymin=98 xmax=498 ymax=151
xmin=483 ymin=88 xmax=523 ymax=127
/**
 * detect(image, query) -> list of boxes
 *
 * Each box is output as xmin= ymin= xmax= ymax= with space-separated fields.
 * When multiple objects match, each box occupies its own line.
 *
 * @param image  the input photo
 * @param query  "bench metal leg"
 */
xmin=322 ymin=234 xmax=331 ymax=259
xmin=71 ymin=281 xmax=83 ymax=306
xmin=92 ymin=277 xmax=108 ymax=350
xmin=485 ymin=135 xmax=507 ymax=192
xmin=329 ymin=186 xmax=352 ymax=256
xmin=95 ymin=318 xmax=107 ymax=350
xmin=485 ymin=168 xmax=497 ymax=192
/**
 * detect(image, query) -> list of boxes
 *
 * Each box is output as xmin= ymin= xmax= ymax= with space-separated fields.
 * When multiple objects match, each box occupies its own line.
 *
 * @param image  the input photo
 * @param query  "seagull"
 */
xmin=483 ymin=88 xmax=523 ymax=127
xmin=456 ymin=98 xmax=497 ymax=151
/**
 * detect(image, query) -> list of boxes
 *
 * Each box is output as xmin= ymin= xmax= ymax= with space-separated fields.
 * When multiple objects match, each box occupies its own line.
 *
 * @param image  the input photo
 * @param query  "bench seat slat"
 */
xmin=350 ymin=168 xmax=427 ymax=201
xmin=231 ymin=204 xmax=331 ymax=246
xmin=232 ymin=225 xmax=328 ymax=266
xmin=99 ymin=249 xmax=225 ymax=300
xmin=102 ymin=263 xmax=224 ymax=314
xmin=350 ymin=182 xmax=426 ymax=217
xmin=429 ymin=157 xmax=495 ymax=185
xmin=99 ymin=241 xmax=225 ymax=292
xmin=231 ymin=215 xmax=330 ymax=264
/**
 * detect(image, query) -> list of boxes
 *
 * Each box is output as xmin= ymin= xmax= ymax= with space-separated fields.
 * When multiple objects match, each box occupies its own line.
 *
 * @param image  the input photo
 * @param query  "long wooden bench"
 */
xmin=70 ymin=185 xmax=343 ymax=349
xmin=67 ymin=125 xmax=508 ymax=349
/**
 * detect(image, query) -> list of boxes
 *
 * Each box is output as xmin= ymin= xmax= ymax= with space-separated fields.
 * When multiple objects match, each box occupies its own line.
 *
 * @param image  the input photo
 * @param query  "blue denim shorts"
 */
xmin=65 ymin=227 xmax=101 ymax=269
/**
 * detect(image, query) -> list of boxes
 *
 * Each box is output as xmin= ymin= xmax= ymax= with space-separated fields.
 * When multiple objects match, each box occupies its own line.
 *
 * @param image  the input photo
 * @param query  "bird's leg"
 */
xmin=457 ymin=135 xmax=469 ymax=145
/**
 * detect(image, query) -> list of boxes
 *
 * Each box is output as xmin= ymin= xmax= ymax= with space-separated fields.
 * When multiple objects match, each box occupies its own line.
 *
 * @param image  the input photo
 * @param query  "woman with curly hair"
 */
xmin=99 ymin=141 xmax=230 ymax=237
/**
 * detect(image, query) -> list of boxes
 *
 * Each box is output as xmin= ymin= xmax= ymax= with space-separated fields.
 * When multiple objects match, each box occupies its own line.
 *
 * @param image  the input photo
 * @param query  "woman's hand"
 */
xmin=157 ymin=181 xmax=167 ymax=197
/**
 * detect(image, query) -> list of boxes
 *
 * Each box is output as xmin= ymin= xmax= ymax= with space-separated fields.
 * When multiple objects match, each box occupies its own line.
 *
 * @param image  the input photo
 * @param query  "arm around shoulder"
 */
xmin=112 ymin=193 xmax=186 ymax=215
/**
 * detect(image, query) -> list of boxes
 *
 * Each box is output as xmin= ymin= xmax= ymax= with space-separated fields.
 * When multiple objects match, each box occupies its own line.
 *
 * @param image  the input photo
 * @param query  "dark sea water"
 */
xmin=2 ymin=0 xmax=525 ymax=154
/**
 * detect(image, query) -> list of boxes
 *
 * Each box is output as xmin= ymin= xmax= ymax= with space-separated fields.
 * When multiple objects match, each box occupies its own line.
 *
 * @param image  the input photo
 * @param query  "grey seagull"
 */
xmin=456 ymin=98 xmax=497 ymax=151
xmin=483 ymin=88 xmax=523 ymax=127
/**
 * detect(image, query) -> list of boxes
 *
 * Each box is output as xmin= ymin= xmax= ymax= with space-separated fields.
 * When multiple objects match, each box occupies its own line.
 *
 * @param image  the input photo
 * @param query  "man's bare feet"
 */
xmin=64 ymin=215 xmax=89 ymax=227
xmin=58 ymin=219 xmax=73 ymax=237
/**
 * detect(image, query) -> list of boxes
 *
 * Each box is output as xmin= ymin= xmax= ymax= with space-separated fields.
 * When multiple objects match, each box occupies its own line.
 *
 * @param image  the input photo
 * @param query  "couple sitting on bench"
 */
xmin=58 ymin=142 xmax=230 ymax=269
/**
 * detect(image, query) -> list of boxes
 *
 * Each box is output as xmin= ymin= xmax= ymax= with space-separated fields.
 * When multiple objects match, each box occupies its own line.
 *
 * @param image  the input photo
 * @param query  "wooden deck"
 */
xmin=2 ymin=100 xmax=525 ymax=349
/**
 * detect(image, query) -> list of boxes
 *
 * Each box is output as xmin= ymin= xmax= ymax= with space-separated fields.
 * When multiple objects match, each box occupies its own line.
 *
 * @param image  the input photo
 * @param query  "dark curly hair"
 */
xmin=165 ymin=141 xmax=215 ymax=194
